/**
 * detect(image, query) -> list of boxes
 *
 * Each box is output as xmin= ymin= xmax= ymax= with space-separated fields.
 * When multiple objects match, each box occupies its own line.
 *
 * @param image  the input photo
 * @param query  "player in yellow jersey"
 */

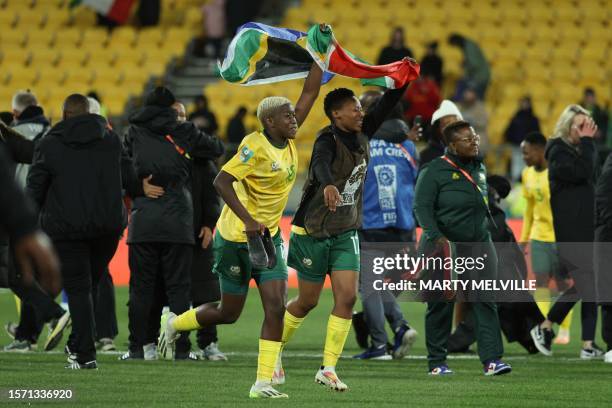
xmin=520 ymin=132 xmax=573 ymax=345
xmin=158 ymin=62 xmax=322 ymax=399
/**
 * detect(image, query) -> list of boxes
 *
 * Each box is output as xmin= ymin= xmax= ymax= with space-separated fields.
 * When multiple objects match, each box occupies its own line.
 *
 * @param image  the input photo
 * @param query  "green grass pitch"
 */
xmin=1 ymin=287 xmax=611 ymax=407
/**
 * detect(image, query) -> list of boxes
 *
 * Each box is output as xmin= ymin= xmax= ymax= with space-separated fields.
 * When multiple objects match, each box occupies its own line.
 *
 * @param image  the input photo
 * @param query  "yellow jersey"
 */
xmin=520 ymin=166 xmax=555 ymax=242
xmin=216 ymin=131 xmax=298 ymax=243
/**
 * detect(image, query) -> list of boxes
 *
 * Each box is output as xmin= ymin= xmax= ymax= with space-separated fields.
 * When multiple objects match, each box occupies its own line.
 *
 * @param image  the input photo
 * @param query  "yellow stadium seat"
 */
xmin=500 ymin=5 xmax=525 ymax=24
xmin=56 ymin=28 xmax=83 ymax=47
xmin=58 ymin=48 xmax=88 ymax=66
xmin=556 ymin=86 xmax=579 ymax=103
xmin=523 ymin=46 xmax=551 ymax=64
xmin=581 ymin=4 xmax=610 ymax=24
xmin=109 ymin=26 xmax=137 ymax=47
xmin=16 ymin=8 xmax=46 ymax=28
xmin=70 ymin=6 xmax=97 ymax=27
xmin=86 ymin=51 xmax=117 ymax=68
xmin=37 ymin=70 xmax=66 ymax=85
xmin=105 ymin=99 xmax=128 ymax=116
xmin=579 ymin=46 xmax=608 ymax=63
xmin=549 ymin=46 xmax=579 ymax=61
xmin=523 ymin=67 xmax=551 ymax=84
xmin=588 ymin=24 xmax=611 ymax=42
xmin=1 ymin=30 xmax=27 ymax=48
xmin=550 ymin=66 xmax=580 ymax=82
xmin=27 ymin=29 xmax=56 ymax=48
xmin=0 ymin=8 xmax=17 ymax=27
xmin=474 ymin=5 xmax=502 ymax=22
xmin=0 ymin=47 xmax=30 ymax=65
xmin=554 ymin=6 xmax=580 ymax=24
xmin=82 ymin=29 xmax=110 ymax=47
xmin=532 ymin=99 xmax=552 ymax=118
xmin=183 ymin=6 xmax=202 ymax=29
xmin=64 ymin=68 xmax=95 ymax=85
xmin=136 ymin=28 xmax=165 ymax=47
xmin=6 ymin=69 xmax=39 ymax=90
xmin=43 ymin=8 xmax=71 ymax=28
xmin=165 ymin=27 xmax=192 ymax=45
xmin=525 ymin=4 xmax=553 ymax=23
xmin=578 ymin=66 xmax=607 ymax=83
xmin=36 ymin=0 xmax=65 ymax=6
xmin=30 ymin=49 xmax=60 ymax=66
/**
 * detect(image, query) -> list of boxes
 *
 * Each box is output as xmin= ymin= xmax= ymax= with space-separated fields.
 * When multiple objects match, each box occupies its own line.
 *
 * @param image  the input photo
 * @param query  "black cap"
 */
xmin=487 ymin=175 xmax=511 ymax=199
xmin=145 ymin=87 xmax=176 ymax=108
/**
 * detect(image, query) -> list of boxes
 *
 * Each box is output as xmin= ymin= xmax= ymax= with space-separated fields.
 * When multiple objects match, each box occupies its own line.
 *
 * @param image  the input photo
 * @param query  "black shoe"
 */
xmin=44 ymin=311 xmax=71 ymax=351
xmin=118 ymin=350 xmax=144 ymax=360
xmin=530 ymin=325 xmax=554 ymax=356
xmin=351 ymin=311 xmax=369 ymax=349
xmin=65 ymin=360 xmax=98 ymax=370
xmin=261 ymin=228 xmax=277 ymax=269
xmin=175 ymin=351 xmax=199 ymax=361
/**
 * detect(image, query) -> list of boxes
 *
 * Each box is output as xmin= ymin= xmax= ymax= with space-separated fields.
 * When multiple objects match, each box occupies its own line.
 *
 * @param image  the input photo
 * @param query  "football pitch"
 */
xmin=1 ymin=287 xmax=610 ymax=407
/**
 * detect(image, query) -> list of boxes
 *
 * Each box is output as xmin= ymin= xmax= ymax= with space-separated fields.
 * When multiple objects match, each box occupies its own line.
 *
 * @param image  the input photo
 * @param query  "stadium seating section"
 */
xmin=206 ymin=0 xmax=611 ymax=174
xmin=1 ymin=0 xmax=609 ymax=175
xmin=0 ymin=0 xmax=204 ymax=121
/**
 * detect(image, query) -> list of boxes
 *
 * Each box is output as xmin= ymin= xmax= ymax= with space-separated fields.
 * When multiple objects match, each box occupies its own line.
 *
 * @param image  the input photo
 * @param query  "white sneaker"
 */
xmin=201 ymin=342 xmax=227 ymax=361
xmin=604 ymin=350 xmax=612 ymax=363
xmin=393 ymin=326 xmax=418 ymax=359
xmin=249 ymin=382 xmax=288 ymax=399
xmin=580 ymin=343 xmax=605 ymax=360
xmin=315 ymin=367 xmax=348 ymax=392
xmin=272 ymin=354 xmax=285 ymax=385
xmin=143 ymin=343 xmax=158 ymax=361
xmin=158 ymin=311 xmax=179 ymax=360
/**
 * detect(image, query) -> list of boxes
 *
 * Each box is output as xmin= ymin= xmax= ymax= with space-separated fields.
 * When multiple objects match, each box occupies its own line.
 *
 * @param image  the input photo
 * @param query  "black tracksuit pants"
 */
xmin=94 ymin=268 xmax=118 ymax=340
xmin=128 ymin=242 xmax=192 ymax=355
xmin=55 ymin=235 xmax=119 ymax=364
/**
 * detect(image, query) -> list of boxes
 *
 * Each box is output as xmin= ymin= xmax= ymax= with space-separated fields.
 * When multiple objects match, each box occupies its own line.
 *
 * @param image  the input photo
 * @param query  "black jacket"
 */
xmin=125 ymin=106 xmax=224 ymax=244
xmin=504 ymin=108 xmax=541 ymax=146
xmin=292 ymin=85 xmax=408 ymax=228
xmin=545 ymin=137 xmax=597 ymax=242
xmin=0 ymin=122 xmax=34 ymax=165
xmin=0 ymin=145 xmax=38 ymax=242
xmin=595 ymin=153 xmax=612 ymax=241
xmin=192 ymin=158 xmax=222 ymax=236
xmin=26 ymin=114 xmax=127 ymax=240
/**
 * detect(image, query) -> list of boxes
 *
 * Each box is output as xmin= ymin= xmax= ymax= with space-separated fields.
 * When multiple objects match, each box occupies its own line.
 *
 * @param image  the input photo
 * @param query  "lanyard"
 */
xmin=441 ymin=155 xmax=487 ymax=205
xmin=396 ymin=143 xmax=417 ymax=169
xmin=165 ymin=134 xmax=191 ymax=160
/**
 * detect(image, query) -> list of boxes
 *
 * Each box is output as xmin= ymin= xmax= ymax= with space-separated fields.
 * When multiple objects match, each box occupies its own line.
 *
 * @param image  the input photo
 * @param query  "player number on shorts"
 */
xmin=351 ymin=235 xmax=360 ymax=255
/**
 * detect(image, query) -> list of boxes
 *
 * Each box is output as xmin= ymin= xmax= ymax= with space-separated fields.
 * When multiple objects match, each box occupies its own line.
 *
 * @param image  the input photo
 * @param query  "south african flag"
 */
xmin=219 ymin=22 xmax=420 ymax=89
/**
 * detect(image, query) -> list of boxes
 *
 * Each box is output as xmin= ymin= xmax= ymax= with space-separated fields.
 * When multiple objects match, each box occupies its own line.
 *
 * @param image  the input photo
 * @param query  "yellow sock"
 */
xmin=322 ymin=314 xmax=352 ymax=368
xmin=535 ymin=288 xmax=551 ymax=317
xmin=14 ymin=295 xmax=21 ymax=317
xmin=257 ymin=339 xmax=282 ymax=382
xmin=560 ymin=308 xmax=574 ymax=330
xmin=282 ymin=310 xmax=305 ymax=347
xmin=172 ymin=308 xmax=202 ymax=331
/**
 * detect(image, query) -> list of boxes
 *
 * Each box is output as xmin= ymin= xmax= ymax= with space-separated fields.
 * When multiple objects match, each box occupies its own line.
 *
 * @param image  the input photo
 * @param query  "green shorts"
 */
xmin=287 ymin=229 xmax=360 ymax=283
xmin=530 ymin=240 xmax=560 ymax=277
xmin=212 ymin=231 xmax=288 ymax=295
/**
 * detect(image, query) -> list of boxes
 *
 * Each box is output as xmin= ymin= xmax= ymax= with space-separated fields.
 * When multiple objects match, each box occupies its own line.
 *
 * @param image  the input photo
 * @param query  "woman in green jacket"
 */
xmin=414 ymin=120 xmax=511 ymax=376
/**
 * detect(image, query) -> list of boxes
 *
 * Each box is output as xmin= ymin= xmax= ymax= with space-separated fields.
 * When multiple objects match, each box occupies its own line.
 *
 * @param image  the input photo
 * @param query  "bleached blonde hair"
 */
xmin=551 ymin=104 xmax=590 ymax=141
xmin=256 ymin=96 xmax=292 ymax=127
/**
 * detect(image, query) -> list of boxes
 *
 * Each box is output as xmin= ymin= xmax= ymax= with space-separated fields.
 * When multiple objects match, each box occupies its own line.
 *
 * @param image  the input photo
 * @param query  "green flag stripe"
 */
xmin=220 ymin=30 xmax=265 ymax=83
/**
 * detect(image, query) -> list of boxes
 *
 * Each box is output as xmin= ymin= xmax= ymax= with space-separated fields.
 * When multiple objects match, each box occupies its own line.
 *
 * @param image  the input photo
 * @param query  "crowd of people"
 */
xmin=0 ymin=35 xmax=611 ymax=400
